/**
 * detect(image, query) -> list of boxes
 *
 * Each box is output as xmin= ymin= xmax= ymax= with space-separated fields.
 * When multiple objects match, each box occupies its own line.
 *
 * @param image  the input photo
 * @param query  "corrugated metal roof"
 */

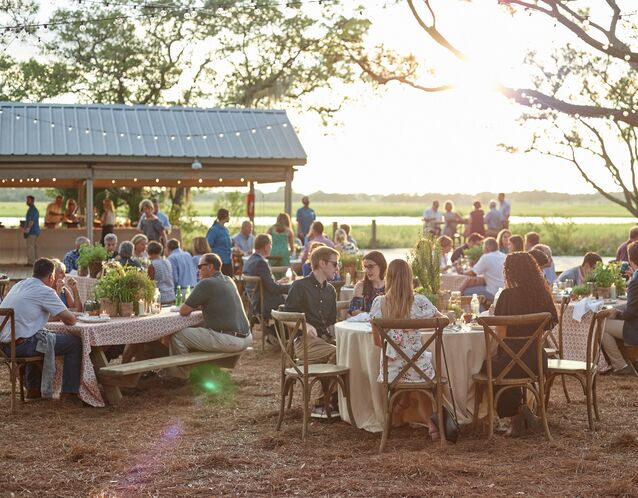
xmin=0 ymin=102 xmax=306 ymax=162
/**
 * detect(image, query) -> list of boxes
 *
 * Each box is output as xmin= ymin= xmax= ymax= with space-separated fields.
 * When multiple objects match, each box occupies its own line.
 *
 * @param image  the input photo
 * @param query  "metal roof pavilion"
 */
xmin=0 ymin=102 xmax=307 ymax=238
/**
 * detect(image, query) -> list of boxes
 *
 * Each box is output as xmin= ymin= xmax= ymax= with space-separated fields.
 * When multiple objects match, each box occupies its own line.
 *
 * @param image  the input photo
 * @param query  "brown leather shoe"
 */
xmin=25 ymin=387 xmax=41 ymax=399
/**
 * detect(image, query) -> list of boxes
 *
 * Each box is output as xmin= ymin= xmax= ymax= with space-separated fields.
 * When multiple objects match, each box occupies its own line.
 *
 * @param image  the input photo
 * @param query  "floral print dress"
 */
xmin=370 ymin=294 xmax=439 ymax=383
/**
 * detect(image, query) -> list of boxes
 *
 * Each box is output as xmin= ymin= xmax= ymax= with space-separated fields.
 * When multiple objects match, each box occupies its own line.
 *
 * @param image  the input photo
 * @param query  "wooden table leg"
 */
xmin=90 ymin=347 xmax=123 ymax=405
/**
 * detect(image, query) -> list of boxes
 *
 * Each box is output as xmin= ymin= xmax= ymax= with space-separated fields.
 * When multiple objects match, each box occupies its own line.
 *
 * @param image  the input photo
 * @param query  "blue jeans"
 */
xmin=463 ymin=285 xmax=494 ymax=311
xmin=2 ymin=333 xmax=82 ymax=394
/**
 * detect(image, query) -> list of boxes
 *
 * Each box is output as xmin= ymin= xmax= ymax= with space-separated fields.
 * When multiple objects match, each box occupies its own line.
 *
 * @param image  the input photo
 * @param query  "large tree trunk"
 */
xmin=169 ymin=187 xmax=192 ymax=225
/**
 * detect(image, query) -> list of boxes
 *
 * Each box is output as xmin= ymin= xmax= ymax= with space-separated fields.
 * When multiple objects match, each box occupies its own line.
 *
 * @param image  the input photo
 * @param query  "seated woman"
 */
xmin=497 ymin=229 xmax=511 ymax=254
xmin=147 ymin=241 xmax=175 ymax=304
xmin=438 ymin=235 xmax=453 ymax=271
xmin=117 ymin=241 xmax=142 ymax=269
xmin=51 ymin=259 xmax=81 ymax=311
xmin=131 ymin=234 xmax=149 ymax=265
xmin=489 ymin=251 xmax=558 ymax=437
xmin=348 ymin=251 xmax=386 ymax=316
xmin=370 ymin=259 xmax=443 ymax=440
xmin=334 ymin=228 xmax=358 ymax=255
xmin=531 ymin=244 xmax=557 ymax=284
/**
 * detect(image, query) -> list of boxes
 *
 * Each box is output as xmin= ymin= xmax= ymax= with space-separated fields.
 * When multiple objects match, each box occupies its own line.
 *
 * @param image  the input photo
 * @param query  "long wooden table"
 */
xmin=46 ymin=308 xmax=202 ymax=406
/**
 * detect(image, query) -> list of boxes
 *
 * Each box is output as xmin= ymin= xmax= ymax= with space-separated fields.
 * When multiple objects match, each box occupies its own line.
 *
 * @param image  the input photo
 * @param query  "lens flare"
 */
xmin=189 ymin=365 xmax=235 ymax=401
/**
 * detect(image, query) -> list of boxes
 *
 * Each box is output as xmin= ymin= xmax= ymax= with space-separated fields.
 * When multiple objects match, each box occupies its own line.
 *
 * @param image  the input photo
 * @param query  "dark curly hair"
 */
xmin=503 ymin=252 xmax=557 ymax=325
xmin=362 ymin=250 xmax=387 ymax=302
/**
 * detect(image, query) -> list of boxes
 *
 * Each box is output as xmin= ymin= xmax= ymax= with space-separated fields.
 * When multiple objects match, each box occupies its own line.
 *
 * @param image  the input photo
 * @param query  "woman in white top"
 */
xmin=370 ymin=259 xmax=443 ymax=439
xmin=100 ymin=198 xmax=116 ymax=245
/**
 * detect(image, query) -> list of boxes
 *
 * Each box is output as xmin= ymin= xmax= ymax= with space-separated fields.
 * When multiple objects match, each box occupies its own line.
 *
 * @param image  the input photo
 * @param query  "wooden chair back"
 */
xmin=271 ymin=310 xmax=310 ymax=378
xmin=0 ymin=308 xmax=16 ymax=362
xmin=477 ymin=313 xmax=552 ymax=384
xmin=270 ymin=266 xmax=292 ymax=275
xmin=545 ymin=296 xmax=570 ymax=355
xmin=372 ymin=317 xmax=449 ymax=391
xmin=586 ymin=307 xmax=616 ymax=370
xmin=240 ymin=275 xmax=264 ymax=321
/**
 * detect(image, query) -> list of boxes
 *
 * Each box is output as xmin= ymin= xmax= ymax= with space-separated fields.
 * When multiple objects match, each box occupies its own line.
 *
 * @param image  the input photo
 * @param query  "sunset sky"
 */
xmin=8 ymin=1 xmax=625 ymax=196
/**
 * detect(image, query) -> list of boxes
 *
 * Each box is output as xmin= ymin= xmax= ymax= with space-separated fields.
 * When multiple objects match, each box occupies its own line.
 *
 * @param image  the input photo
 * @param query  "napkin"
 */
xmin=572 ymin=298 xmax=604 ymax=322
xmin=346 ymin=312 xmax=371 ymax=322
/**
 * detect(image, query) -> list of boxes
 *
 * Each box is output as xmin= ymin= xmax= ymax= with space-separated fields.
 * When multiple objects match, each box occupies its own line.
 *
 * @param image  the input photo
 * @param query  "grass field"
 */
xmin=0 ymin=200 xmax=634 ymax=218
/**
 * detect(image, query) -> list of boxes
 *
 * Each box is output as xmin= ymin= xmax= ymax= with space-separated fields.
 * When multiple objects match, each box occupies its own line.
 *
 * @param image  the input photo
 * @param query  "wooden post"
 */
xmin=284 ymin=169 xmax=293 ymax=216
xmin=332 ymin=221 xmax=338 ymax=238
xmin=248 ymin=180 xmax=255 ymax=230
xmin=86 ymin=166 xmax=94 ymax=243
xmin=371 ymin=219 xmax=377 ymax=249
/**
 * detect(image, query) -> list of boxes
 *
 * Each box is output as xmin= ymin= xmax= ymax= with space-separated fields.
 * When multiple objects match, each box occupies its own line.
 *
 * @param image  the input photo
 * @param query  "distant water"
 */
xmin=0 ymin=215 xmax=636 ymax=228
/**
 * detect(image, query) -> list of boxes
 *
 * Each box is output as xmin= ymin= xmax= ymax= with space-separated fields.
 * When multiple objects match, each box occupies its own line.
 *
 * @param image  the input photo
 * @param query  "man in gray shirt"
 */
xmin=170 ymin=253 xmax=251 ymax=377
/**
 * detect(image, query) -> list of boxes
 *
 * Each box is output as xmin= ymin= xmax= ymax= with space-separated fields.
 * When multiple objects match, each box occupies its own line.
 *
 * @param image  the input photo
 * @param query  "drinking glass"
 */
xmin=586 ymin=282 xmax=595 ymax=297
xmin=564 ymin=278 xmax=574 ymax=294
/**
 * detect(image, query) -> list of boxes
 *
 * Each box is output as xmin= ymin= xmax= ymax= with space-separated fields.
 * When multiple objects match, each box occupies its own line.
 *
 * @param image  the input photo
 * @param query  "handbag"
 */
xmin=430 ymin=333 xmax=460 ymax=443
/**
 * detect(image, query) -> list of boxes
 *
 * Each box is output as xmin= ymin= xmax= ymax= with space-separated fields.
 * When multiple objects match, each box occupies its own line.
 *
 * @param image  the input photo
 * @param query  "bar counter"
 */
xmin=0 ymin=227 xmax=181 ymax=264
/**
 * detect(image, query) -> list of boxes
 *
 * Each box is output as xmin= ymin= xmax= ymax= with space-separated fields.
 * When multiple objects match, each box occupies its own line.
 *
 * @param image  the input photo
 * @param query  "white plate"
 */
xmin=77 ymin=315 xmax=111 ymax=323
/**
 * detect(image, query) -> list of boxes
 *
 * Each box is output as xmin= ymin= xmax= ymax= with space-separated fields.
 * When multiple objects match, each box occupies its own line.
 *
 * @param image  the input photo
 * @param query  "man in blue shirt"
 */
xmin=557 ymin=252 xmax=602 ymax=286
xmin=63 ymin=236 xmax=91 ymax=272
xmin=232 ymin=220 xmax=254 ymax=256
xmin=24 ymin=195 xmax=41 ymax=266
xmin=296 ymin=196 xmax=316 ymax=241
xmin=139 ymin=199 xmax=171 ymax=233
xmin=167 ymin=239 xmax=198 ymax=289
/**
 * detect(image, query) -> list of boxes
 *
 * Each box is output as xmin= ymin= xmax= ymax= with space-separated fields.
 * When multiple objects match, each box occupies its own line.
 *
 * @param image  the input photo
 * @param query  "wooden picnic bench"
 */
xmin=97 ymin=352 xmax=242 ymax=404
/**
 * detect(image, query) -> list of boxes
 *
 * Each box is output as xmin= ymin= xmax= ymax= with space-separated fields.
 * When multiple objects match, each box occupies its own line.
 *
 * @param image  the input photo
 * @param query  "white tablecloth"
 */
xmin=47 ymin=309 xmax=203 ymax=407
xmin=335 ymin=320 xmax=486 ymax=432
xmin=340 ymin=286 xmax=354 ymax=302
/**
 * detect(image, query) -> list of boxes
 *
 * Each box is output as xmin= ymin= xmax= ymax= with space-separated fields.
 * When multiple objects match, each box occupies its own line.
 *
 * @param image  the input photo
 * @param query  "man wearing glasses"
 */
xmin=170 ymin=253 xmax=251 ymax=377
xmin=284 ymin=246 xmax=340 ymax=364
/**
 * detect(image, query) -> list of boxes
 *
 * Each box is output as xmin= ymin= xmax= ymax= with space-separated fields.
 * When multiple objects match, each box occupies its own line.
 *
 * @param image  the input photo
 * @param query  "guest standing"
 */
xmin=147 ymin=241 xmax=175 ymax=304
xmin=485 ymin=201 xmax=504 ymax=237
xmin=44 ymin=195 xmax=64 ymax=228
xmin=63 ymin=199 xmax=80 ymax=228
xmin=296 ymin=196 xmax=316 ymax=242
xmin=423 ymin=200 xmax=443 ymax=236
xmin=206 ymin=208 xmax=233 ymax=277
xmin=498 ymin=193 xmax=511 ymax=229
xmin=24 ymin=195 xmax=40 ymax=266
xmin=467 ymin=201 xmax=485 ymax=236
xmin=267 ymin=213 xmax=295 ymax=267
xmin=166 ymin=239 xmax=197 ymax=290
xmin=138 ymin=199 xmax=166 ymax=244
xmin=442 ymin=201 xmax=465 ymax=239
xmin=615 ymin=227 xmax=638 ymax=262
xmin=100 ymin=198 xmax=116 ymax=245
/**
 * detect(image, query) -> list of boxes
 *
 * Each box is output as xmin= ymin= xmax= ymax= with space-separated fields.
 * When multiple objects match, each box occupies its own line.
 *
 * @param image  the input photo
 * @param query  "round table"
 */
xmin=335 ymin=320 xmax=487 ymax=432
xmin=441 ymin=273 xmax=472 ymax=292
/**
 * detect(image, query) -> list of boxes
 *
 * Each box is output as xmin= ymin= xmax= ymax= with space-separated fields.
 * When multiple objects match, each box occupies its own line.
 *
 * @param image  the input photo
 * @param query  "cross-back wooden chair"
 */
xmin=543 ymin=296 xmax=571 ymax=402
xmin=0 ymin=308 xmax=49 ymax=414
xmin=373 ymin=316 xmax=451 ymax=452
xmin=240 ymin=275 xmax=267 ymax=350
xmin=545 ymin=307 xmax=616 ymax=431
xmin=271 ymin=310 xmax=356 ymax=441
xmin=615 ymin=339 xmax=638 ymax=375
xmin=472 ymin=313 xmax=553 ymax=441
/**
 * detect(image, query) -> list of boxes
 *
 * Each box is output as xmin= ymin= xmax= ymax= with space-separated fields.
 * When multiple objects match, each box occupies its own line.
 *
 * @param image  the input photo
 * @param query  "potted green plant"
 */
xmin=95 ymin=261 xmax=155 ymax=317
xmin=464 ymin=245 xmax=484 ymax=266
xmin=586 ymin=262 xmax=618 ymax=299
xmin=409 ymin=235 xmax=442 ymax=307
xmin=339 ymin=253 xmax=363 ymax=283
xmin=77 ymin=244 xmax=108 ymax=278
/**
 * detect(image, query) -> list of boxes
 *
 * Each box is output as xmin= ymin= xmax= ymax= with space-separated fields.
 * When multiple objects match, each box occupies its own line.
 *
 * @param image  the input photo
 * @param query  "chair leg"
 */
xmin=276 ymin=377 xmax=290 ymax=431
xmin=379 ymin=395 xmax=393 ymax=454
xmin=592 ymin=374 xmax=601 ymax=422
xmin=9 ymin=364 xmax=17 ymax=414
xmin=544 ymin=375 xmax=555 ymax=411
xmin=287 ymin=383 xmax=294 ymax=410
xmin=18 ymin=364 xmax=25 ymax=403
xmin=302 ymin=382 xmax=310 ymax=442
xmin=486 ymin=383 xmax=495 ymax=440
xmin=472 ymin=384 xmax=483 ymax=433
xmin=536 ymin=386 xmax=553 ymax=442
xmin=585 ymin=375 xmax=594 ymax=431
xmin=561 ymin=374 xmax=571 ymax=403
xmin=342 ymin=373 xmax=357 ymax=429
xmin=260 ymin=319 xmax=265 ymax=352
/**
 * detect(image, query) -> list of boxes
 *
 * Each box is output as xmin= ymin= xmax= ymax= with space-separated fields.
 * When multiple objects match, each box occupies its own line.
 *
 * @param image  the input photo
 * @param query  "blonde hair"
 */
xmin=334 ymin=228 xmax=347 ymax=244
xmin=310 ymin=246 xmax=339 ymax=270
xmin=51 ymin=258 xmax=66 ymax=274
xmin=383 ymin=260 xmax=414 ymax=319
xmin=139 ymin=199 xmax=154 ymax=212
xmin=131 ymin=234 xmax=148 ymax=247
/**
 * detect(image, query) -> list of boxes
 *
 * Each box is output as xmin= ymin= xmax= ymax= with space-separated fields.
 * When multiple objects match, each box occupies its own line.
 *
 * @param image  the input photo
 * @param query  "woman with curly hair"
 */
xmin=348 ymin=251 xmax=387 ymax=316
xmin=489 ymin=251 xmax=558 ymax=436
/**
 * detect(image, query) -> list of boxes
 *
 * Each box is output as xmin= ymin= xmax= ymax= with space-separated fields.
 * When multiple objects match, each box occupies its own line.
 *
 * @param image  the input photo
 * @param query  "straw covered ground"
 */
xmin=1 ymin=343 xmax=638 ymax=497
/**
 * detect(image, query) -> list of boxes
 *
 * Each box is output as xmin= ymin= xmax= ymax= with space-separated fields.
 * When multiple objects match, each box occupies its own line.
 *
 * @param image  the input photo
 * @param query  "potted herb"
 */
xmin=464 ymin=245 xmax=484 ymax=266
xmin=95 ymin=261 xmax=155 ymax=317
xmin=586 ymin=262 xmax=620 ymax=299
xmin=339 ymin=253 xmax=363 ymax=283
xmin=409 ymin=235 xmax=442 ymax=306
xmin=77 ymin=244 xmax=108 ymax=278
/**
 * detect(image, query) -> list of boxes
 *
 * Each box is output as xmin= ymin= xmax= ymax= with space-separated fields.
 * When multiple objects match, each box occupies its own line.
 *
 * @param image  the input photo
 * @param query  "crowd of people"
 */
xmin=4 ymin=193 xmax=638 ymax=439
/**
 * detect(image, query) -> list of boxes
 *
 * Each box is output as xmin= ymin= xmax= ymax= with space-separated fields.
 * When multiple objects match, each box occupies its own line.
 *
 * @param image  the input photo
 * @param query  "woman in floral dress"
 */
xmin=370 ymin=259 xmax=443 ymax=438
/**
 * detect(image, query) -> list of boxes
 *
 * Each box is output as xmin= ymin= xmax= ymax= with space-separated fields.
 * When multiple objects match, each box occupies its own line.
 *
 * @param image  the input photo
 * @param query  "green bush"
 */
xmin=77 ymin=244 xmax=108 ymax=268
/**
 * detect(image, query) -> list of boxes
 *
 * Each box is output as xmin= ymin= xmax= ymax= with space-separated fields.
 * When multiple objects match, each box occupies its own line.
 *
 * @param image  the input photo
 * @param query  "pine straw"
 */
xmin=2 ymin=348 xmax=638 ymax=497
